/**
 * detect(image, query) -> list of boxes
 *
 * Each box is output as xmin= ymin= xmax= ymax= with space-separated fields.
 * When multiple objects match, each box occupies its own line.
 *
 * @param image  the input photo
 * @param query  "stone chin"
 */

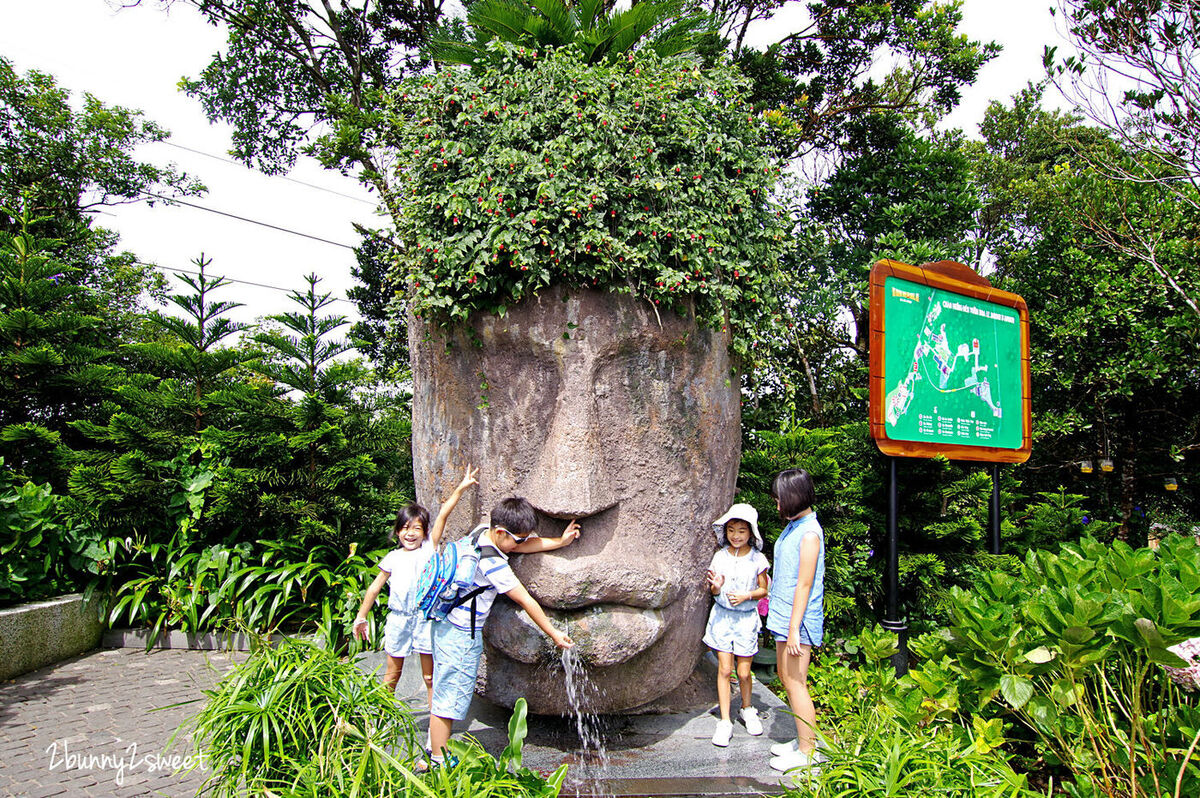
xmin=408 ymin=285 xmax=740 ymax=715
xmin=485 ymin=602 xmax=666 ymax=668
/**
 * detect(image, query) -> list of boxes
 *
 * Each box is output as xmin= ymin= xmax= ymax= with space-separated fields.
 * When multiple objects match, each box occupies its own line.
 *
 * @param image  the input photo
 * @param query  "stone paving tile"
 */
xmin=0 ymin=648 xmax=238 ymax=798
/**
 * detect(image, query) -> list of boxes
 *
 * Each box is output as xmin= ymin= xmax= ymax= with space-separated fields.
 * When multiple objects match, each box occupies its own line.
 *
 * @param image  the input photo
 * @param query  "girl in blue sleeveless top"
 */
xmin=765 ymin=469 xmax=825 ymax=773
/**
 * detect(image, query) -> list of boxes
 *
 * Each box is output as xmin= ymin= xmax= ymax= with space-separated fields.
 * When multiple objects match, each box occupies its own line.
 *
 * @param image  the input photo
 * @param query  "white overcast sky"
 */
xmin=0 ymin=0 xmax=1070 ymax=328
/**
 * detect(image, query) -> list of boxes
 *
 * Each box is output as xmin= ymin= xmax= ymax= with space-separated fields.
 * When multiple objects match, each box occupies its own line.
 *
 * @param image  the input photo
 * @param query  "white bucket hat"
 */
xmin=712 ymin=503 xmax=763 ymax=550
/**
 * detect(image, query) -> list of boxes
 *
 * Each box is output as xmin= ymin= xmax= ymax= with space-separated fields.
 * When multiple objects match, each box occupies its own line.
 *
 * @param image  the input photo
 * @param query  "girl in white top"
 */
xmin=704 ymin=502 xmax=770 ymax=747
xmin=353 ymin=466 xmax=478 ymax=708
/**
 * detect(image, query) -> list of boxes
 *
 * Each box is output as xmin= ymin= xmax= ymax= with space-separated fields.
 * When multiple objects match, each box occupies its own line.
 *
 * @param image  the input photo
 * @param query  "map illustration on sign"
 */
xmin=881 ymin=276 xmax=1023 ymax=450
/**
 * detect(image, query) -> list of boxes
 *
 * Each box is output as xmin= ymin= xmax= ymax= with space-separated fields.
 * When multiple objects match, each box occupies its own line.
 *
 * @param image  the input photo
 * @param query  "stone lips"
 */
xmin=409 ymin=285 xmax=740 ymax=714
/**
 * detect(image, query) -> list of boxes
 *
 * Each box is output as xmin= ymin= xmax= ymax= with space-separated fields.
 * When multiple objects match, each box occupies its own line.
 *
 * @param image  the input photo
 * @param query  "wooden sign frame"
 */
xmin=868 ymin=259 xmax=1032 ymax=463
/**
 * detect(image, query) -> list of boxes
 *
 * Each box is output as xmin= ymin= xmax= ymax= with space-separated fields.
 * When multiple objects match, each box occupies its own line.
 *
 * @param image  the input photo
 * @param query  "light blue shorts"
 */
xmin=384 ymin=609 xmax=433 ymax=658
xmin=703 ymin=604 xmax=761 ymax=657
xmin=772 ymin=625 xmax=822 ymax=647
xmin=431 ymin=621 xmax=484 ymax=720
xmin=767 ymin=602 xmax=824 ymax=648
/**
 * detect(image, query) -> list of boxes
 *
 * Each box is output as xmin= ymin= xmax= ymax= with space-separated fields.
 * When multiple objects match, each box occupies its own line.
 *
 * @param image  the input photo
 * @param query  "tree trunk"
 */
xmin=1118 ymin=449 xmax=1135 ymax=541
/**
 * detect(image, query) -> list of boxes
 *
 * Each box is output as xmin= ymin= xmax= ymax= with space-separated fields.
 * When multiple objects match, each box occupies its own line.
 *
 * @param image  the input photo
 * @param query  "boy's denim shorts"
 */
xmin=431 ymin=621 xmax=485 ymax=720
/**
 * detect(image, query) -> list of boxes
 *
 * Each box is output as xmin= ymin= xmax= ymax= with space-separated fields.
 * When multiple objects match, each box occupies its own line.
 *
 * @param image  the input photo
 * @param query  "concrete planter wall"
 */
xmin=102 ymin=628 xmax=287 ymax=651
xmin=0 ymin=593 xmax=103 ymax=680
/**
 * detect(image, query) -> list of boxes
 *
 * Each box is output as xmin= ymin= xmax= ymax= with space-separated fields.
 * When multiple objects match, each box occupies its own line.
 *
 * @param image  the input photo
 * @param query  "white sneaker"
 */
xmin=770 ymin=747 xmax=815 ymax=772
xmin=770 ymin=739 xmax=798 ymax=757
xmin=740 ymin=706 xmax=763 ymax=736
xmin=711 ymin=719 xmax=733 ymax=747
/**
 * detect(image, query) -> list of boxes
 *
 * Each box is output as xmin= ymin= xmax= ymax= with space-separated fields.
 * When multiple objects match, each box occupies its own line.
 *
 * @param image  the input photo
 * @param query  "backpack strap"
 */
xmin=445 ymin=585 xmax=488 ymax=638
xmin=457 ymin=526 xmax=498 ymax=637
xmin=446 ymin=584 xmax=487 ymax=612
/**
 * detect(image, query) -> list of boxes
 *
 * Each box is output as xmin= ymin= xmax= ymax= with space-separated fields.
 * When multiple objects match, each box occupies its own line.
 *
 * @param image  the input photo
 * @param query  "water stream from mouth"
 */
xmin=560 ymin=644 xmax=611 ymax=797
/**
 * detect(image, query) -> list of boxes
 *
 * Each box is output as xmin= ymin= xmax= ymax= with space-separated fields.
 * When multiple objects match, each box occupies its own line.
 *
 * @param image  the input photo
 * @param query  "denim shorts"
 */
xmin=703 ymin=604 xmax=761 ymax=657
xmin=773 ymin=625 xmax=822 ymax=647
xmin=430 ymin=621 xmax=484 ymax=720
xmin=383 ymin=609 xmax=433 ymax=658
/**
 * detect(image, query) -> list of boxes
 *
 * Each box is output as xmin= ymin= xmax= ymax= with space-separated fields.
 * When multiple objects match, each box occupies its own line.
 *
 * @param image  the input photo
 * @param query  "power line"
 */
xmin=135 ymin=260 xmax=359 ymax=306
xmin=140 ymin=190 xmax=357 ymax=250
xmin=160 ymin=141 xmax=377 ymax=206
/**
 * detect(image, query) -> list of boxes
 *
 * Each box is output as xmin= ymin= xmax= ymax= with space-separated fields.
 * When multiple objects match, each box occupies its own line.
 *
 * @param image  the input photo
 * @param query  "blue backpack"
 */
xmin=414 ymin=525 xmax=490 ymax=636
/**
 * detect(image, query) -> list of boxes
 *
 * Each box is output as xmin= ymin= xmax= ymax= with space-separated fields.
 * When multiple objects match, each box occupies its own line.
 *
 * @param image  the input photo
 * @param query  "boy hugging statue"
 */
xmin=358 ymin=482 xmax=580 ymax=769
xmin=427 ymin=496 xmax=579 ymax=766
xmin=355 ymin=474 xmax=584 ymax=768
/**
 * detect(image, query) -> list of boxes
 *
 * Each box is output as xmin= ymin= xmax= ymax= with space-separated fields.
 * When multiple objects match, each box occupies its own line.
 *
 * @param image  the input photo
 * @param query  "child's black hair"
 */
xmin=392 ymin=503 xmax=430 ymax=540
xmin=770 ymin=469 xmax=815 ymax=519
xmin=490 ymin=497 xmax=538 ymax=537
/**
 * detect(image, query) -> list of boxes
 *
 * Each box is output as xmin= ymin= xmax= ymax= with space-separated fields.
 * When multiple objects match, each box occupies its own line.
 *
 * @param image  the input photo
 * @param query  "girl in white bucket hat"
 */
xmin=704 ymin=502 xmax=769 ymax=746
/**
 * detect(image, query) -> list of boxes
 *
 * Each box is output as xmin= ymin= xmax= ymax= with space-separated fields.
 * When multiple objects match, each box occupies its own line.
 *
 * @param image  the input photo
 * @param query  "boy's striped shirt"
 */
xmin=445 ymin=528 xmax=520 ymax=631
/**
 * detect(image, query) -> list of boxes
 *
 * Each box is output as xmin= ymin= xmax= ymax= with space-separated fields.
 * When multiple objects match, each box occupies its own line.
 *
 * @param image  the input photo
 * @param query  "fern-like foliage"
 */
xmin=430 ymin=0 xmax=713 ymax=68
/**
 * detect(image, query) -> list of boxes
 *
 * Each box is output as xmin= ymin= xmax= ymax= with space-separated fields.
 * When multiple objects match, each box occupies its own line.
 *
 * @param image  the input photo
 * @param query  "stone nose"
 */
xmin=521 ymin=367 xmax=616 ymax=518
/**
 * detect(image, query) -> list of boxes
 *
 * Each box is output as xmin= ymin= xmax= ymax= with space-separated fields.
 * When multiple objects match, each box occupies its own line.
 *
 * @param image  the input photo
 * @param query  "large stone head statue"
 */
xmin=409 ymin=286 xmax=740 ymax=714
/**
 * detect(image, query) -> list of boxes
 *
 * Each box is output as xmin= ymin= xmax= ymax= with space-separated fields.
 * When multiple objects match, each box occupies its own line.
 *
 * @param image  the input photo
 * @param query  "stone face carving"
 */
xmin=409 ymin=286 xmax=740 ymax=714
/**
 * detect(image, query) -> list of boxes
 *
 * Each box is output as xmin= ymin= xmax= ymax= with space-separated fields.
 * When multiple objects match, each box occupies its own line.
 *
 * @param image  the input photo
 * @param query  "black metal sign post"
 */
xmin=881 ymin=457 xmax=909 ymax=675
xmin=990 ymin=464 xmax=1002 ymax=555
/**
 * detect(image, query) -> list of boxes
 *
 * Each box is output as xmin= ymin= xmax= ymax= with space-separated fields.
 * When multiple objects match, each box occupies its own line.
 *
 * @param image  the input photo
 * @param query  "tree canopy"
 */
xmin=732 ymin=0 xmax=998 ymax=158
xmin=149 ymin=0 xmax=995 ymax=187
xmin=970 ymin=87 xmax=1200 ymax=530
xmin=0 ymin=56 xmax=202 ymax=263
xmin=1046 ymin=0 xmax=1200 ymax=317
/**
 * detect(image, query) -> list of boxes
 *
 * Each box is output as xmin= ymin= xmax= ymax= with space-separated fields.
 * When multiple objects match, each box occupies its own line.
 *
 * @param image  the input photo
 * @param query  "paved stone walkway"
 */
xmin=0 ymin=648 xmax=237 ymax=798
xmin=1 ymin=648 xmax=789 ymax=797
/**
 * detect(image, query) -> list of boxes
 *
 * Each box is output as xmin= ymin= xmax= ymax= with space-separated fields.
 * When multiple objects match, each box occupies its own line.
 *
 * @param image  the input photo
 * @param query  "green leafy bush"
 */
xmin=1006 ymin=488 xmax=1118 ymax=554
xmin=357 ymin=43 xmax=788 ymax=350
xmin=187 ymin=638 xmax=564 ymax=797
xmin=904 ymin=535 xmax=1200 ymax=797
xmin=187 ymin=637 xmax=420 ymax=796
xmin=787 ymin=627 xmax=1037 ymax=798
xmin=420 ymin=699 xmax=568 ymax=798
xmin=104 ymin=536 xmax=387 ymax=653
xmin=0 ymin=459 xmax=101 ymax=606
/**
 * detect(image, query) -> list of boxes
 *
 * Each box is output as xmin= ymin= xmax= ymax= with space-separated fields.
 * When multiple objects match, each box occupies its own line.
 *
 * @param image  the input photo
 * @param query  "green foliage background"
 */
xmin=4 ymin=1 xmax=1200 ymax=794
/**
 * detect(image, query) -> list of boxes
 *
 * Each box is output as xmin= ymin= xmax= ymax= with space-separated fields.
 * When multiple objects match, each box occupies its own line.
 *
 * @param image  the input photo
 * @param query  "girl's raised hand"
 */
xmin=707 ymin=570 xmax=724 ymax=591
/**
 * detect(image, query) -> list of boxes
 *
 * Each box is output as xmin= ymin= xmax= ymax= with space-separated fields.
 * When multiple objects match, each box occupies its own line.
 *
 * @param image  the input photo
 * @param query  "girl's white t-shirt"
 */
xmin=378 ymin=539 xmax=435 ymax=613
xmin=709 ymin=546 xmax=769 ymax=612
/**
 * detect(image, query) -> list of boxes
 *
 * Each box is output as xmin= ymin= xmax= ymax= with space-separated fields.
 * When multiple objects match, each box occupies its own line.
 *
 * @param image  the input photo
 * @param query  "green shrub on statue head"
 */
xmin=377 ymin=43 xmax=787 ymax=351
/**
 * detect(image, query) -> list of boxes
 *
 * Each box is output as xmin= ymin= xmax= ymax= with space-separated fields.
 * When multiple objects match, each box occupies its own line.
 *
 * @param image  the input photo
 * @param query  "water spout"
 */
xmin=560 ymin=643 xmax=611 ymax=797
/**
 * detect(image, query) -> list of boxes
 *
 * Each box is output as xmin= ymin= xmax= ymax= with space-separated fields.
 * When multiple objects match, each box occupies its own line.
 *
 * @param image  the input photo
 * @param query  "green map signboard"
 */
xmin=869 ymin=259 xmax=1031 ymax=462
xmin=882 ymin=276 xmax=1024 ymax=449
